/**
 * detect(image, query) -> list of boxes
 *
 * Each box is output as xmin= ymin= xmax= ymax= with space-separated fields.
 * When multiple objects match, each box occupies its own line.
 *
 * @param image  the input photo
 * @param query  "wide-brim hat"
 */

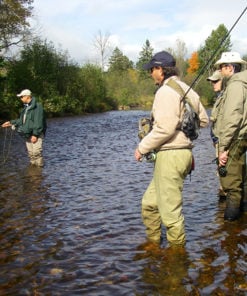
xmin=215 ymin=52 xmax=247 ymax=65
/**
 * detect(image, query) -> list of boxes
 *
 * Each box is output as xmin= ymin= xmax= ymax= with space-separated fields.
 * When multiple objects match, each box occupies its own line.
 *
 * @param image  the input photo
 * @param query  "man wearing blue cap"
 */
xmin=135 ymin=51 xmax=208 ymax=247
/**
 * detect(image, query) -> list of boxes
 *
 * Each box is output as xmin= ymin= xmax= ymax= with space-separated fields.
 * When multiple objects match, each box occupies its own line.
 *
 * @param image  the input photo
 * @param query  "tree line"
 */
xmin=0 ymin=0 xmax=246 ymax=120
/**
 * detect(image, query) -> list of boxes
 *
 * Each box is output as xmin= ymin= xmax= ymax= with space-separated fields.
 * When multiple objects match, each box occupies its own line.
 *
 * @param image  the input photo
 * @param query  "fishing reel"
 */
xmin=142 ymin=152 xmax=156 ymax=163
xmin=218 ymin=165 xmax=227 ymax=177
xmin=214 ymin=158 xmax=227 ymax=177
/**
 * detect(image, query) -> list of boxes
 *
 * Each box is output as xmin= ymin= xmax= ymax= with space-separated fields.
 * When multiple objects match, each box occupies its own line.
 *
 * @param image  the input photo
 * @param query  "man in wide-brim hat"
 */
xmin=215 ymin=52 xmax=247 ymax=221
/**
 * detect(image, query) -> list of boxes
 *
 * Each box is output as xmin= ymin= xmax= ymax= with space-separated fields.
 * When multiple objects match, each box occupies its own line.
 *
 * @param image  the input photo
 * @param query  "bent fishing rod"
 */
xmin=183 ymin=5 xmax=247 ymax=99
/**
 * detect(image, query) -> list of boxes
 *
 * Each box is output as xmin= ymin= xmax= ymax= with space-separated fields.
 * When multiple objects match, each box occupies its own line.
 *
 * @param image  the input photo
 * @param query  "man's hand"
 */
xmin=1 ymin=121 xmax=11 ymax=128
xmin=135 ymin=148 xmax=143 ymax=162
xmin=218 ymin=151 xmax=228 ymax=166
xmin=31 ymin=135 xmax=38 ymax=143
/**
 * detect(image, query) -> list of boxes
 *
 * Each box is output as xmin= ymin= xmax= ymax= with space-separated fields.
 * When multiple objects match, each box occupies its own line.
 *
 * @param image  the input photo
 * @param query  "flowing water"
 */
xmin=0 ymin=110 xmax=246 ymax=296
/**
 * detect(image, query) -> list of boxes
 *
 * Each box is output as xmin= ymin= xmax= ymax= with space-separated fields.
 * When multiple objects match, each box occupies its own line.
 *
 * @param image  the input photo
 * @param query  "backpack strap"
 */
xmin=166 ymin=79 xmax=194 ymax=108
xmin=166 ymin=78 xmax=200 ymax=141
xmin=166 ymin=79 xmax=185 ymax=97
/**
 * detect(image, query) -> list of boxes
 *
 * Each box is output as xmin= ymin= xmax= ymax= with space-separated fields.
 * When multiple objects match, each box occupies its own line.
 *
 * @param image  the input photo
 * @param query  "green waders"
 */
xmin=220 ymin=138 xmax=247 ymax=215
xmin=141 ymin=149 xmax=192 ymax=245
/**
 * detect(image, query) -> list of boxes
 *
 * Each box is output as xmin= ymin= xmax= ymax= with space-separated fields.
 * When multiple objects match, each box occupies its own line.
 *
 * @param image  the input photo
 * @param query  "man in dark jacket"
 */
xmin=2 ymin=89 xmax=46 ymax=167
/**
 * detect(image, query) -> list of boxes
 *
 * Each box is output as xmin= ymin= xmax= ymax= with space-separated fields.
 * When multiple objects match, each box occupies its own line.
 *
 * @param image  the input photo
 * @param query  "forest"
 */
xmin=0 ymin=0 xmax=247 ymax=120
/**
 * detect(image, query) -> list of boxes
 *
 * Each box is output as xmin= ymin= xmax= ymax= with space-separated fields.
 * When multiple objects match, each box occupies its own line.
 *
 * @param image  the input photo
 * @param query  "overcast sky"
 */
xmin=30 ymin=0 xmax=247 ymax=65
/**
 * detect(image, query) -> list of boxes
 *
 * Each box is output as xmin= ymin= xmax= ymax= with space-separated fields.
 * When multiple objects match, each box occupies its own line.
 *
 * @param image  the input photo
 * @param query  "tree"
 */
xmin=0 ymin=35 xmax=120 ymax=118
xmin=6 ymin=38 xmax=75 ymax=97
xmin=167 ymin=39 xmax=188 ymax=78
xmin=136 ymin=39 xmax=153 ymax=78
xmin=0 ymin=0 xmax=34 ymax=53
xmin=93 ymin=30 xmax=112 ymax=71
xmin=76 ymin=64 xmax=109 ymax=112
xmin=198 ymin=24 xmax=232 ymax=74
xmin=108 ymin=47 xmax=133 ymax=73
xmin=187 ymin=52 xmax=199 ymax=74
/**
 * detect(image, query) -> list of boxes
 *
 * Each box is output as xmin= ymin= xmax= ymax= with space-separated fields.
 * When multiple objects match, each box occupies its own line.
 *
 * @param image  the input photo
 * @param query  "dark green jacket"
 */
xmin=11 ymin=97 xmax=47 ymax=138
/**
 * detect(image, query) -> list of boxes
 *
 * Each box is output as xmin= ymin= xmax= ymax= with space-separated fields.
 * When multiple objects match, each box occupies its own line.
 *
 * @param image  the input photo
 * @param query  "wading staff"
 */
xmin=182 ymin=5 xmax=247 ymax=99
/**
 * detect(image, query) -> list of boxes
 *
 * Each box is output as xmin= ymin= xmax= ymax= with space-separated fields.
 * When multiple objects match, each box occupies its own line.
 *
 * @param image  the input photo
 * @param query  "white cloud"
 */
xmin=124 ymin=13 xmax=170 ymax=31
xmin=30 ymin=0 xmax=247 ymax=64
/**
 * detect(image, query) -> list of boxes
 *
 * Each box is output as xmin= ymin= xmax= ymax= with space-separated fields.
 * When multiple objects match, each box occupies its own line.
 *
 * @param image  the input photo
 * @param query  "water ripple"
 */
xmin=0 ymin=110 xmax=246 ymax=295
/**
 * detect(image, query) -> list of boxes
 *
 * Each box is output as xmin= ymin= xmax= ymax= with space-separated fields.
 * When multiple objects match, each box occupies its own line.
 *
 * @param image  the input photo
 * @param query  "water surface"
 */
xmin=0 ymin=110 xmax=246 ymax=295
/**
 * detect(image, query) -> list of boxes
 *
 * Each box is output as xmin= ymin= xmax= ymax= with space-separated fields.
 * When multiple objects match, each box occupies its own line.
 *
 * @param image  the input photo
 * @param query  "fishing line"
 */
xmin=183 ymin=5 xmax=247 ymax=98
xmin=1 ymin=127 xmax=14 ymax=164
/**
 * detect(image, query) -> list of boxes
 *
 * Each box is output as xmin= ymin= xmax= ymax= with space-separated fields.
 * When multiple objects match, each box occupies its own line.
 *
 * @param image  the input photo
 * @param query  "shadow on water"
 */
xmin=0 ymin=110 xmax=246 ymax=295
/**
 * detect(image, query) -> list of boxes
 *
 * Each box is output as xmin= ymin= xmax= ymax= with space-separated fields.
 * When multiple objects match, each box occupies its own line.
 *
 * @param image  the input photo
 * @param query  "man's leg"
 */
xmin=26 ymin=136 xmax=43 ymax=167
xmin=142 ymin=178 xmax=162 ymax=243
xmin=220 ymin=140 xmax=247 ymax=220
xmin=154 ymin=149 xmax=192 ymax=246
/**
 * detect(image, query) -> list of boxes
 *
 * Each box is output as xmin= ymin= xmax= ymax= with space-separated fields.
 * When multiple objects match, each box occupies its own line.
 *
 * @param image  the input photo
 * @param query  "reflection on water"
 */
xmin=0 ymin=110 xmax=246 ymax=295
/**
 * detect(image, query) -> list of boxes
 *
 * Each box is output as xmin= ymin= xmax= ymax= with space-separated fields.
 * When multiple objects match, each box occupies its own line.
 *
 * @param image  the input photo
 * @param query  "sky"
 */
xmin=30 ymin=0 xmax=247 ymax=65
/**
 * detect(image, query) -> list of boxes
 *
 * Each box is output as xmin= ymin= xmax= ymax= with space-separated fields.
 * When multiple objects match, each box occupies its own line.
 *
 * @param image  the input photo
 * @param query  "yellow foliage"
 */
xmin=187 ymin=52 xmax=199 ymax=74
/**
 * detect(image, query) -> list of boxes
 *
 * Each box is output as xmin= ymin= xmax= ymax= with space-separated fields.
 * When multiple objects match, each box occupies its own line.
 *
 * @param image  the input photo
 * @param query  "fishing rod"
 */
xmin=183 ymin=5 xmax=247 ymax=98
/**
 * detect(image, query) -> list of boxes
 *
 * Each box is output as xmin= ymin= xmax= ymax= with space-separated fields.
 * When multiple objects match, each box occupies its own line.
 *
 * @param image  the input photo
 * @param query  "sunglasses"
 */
xmin=150 ymin=66 xmax=160 ymax=73
xmin=219 ymin=64 xmax=230 ymax=70
xmin=212 ymin=80 xmax=220 ymax=84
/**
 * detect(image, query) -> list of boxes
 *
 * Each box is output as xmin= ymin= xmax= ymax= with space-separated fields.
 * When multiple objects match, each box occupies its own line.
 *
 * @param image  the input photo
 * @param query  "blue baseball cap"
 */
xmin=143 ymin=51 xmax=176 ymax=70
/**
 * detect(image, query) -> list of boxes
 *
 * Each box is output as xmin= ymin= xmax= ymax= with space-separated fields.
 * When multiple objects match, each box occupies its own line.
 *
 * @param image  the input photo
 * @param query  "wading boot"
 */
xmin=224 ymin=207 xmax=240 ymax=221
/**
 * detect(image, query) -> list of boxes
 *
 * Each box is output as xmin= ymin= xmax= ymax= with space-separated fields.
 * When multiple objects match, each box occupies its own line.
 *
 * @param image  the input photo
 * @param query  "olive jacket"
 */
xmin=217 ymin=70 xmax=247 ymax=152
xmin=210 ymin=90 xmax=224 ymax=143
xmin=138 ymin=76 xmax=209 ymax=155
xmin=11 ymin=97 xmax=46 ymax=139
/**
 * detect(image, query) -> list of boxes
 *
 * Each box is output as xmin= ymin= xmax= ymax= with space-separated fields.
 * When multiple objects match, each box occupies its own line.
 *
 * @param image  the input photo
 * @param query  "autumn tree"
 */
xmin=0 ymin=0 xmax=33 ymax=53
xmin=187 ymin=52 xmax=199 ymax=74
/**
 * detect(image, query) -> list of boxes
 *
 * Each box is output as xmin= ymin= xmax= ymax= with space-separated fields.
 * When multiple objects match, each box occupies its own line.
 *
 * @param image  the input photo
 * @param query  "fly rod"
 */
xmin=183 ymin=5 xmax=247 ymax=98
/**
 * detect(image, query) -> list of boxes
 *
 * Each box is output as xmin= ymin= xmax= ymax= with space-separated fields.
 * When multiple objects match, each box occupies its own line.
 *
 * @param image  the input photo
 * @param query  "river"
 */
xmin=0 ymin=110 xmax=246 ymax=295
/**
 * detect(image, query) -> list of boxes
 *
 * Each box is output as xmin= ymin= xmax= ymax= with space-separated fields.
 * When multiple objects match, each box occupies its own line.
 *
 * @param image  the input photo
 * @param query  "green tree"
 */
xmin=0 ymin=0 xmax=33 ymax=53
xmin=136 ymin=39 xmax=153 ymax=78
xmin=6 ymin=38 xmax=76 ymax=96
xmin=198 ymin=24 xmax=232 ymax=74
xmin=108 ymin=47 xmax=133 ymax=73
xmin=105 ymin=68 xmax=136 ymax=107
xmin=4 ymin=38 xmax=81 ymax=116
xmin=77 ymin=64 xmax=108 ymax=112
